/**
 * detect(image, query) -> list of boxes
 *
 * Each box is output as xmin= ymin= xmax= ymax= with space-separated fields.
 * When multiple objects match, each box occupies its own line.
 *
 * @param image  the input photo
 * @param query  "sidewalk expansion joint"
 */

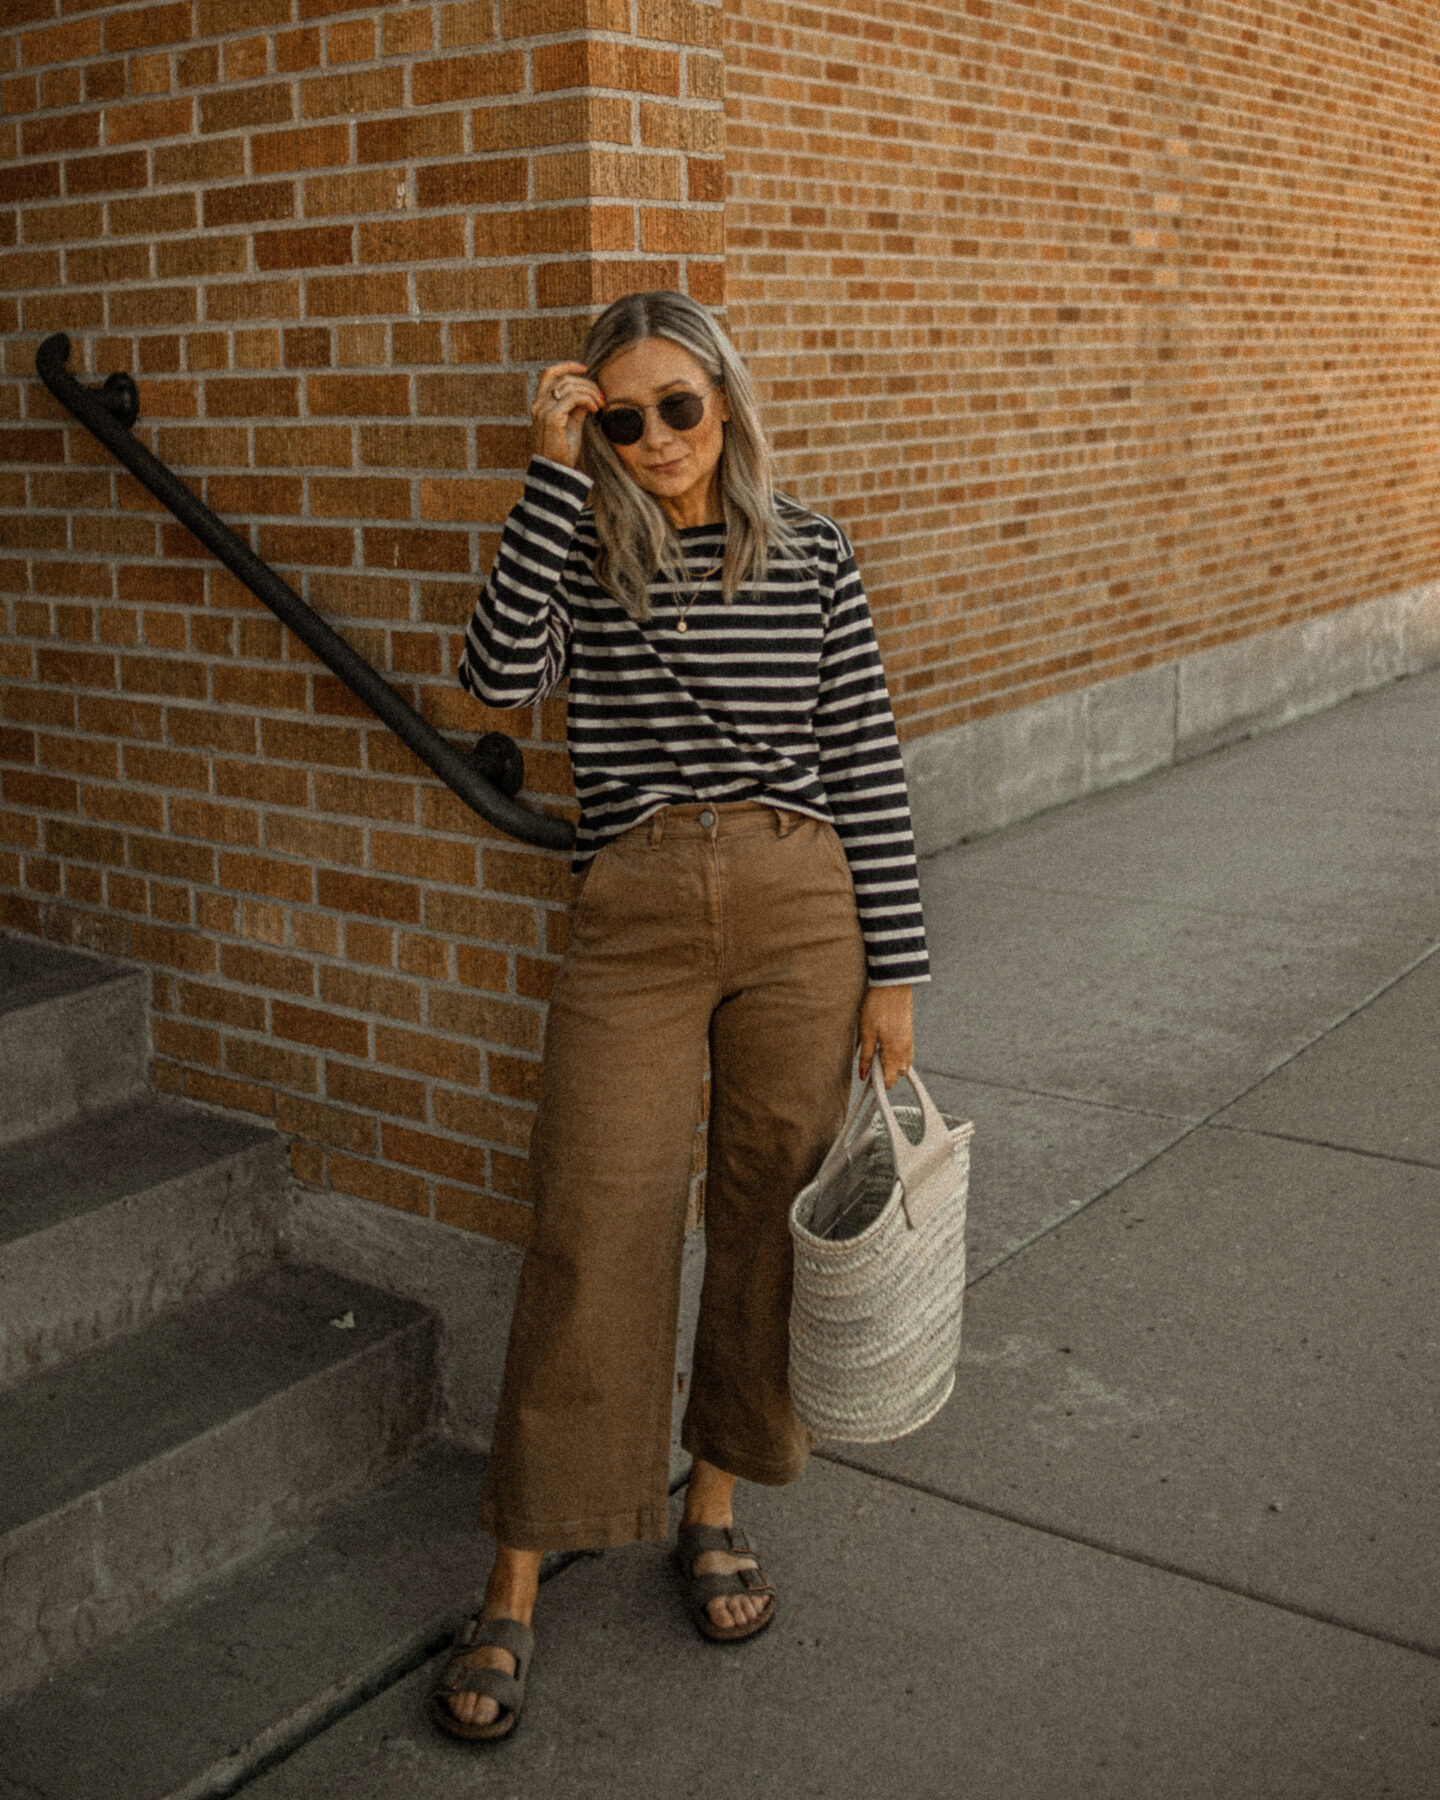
xmin=963 ymin=937 xmax=1440 ymax=1295
xmin=813 ymin=1453 xmax=1440 ymax=1666
xmin=210 ymin=1546 xmax=601 ymax=1800
xmin=1206 ymin=1117 xmax=1440 ymax=1174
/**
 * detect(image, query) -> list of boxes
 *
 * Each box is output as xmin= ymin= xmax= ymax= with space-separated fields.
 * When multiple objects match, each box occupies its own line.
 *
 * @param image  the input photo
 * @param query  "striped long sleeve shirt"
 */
xmin=458 ymin=457 xmax=930 ymax=986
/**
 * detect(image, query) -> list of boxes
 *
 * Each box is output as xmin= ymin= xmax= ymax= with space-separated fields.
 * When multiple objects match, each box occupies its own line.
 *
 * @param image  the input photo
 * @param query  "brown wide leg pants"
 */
xmin=479 ymin=802 xmax=868 ymax=1551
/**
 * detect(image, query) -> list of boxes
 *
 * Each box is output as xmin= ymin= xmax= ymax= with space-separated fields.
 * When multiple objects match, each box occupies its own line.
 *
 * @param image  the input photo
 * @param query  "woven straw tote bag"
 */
xmin=788 ymin=1062 xmax=973 ymax=1444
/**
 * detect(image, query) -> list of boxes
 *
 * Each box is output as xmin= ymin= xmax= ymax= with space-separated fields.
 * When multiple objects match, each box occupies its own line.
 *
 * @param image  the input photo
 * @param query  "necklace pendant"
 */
xmin=676 ymin=619 xmax=688 ymax=633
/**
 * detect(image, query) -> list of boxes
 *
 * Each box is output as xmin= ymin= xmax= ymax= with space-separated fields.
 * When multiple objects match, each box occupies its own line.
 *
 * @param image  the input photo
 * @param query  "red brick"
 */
xmin=105 ymin=95 xmax=193 ymax=145
xmin=319 ymin=964 xmax=424 ymax=1023
xmin=433 ymin=1086 xmax=532 ymax=1150
xmin=154 ymin=1017 xmax=220 ymax=1067
xmin=204 ymin=376 xmax=301 ymax=418
xmin=130 ymin=922 xmax=217 ymax=974
xmin=64 ymin=150 xmax=148 ymax=196
xmin=273 ymin=1000 xmax=369 ymax=1058
xmin=255 ymin=225 xmax=353 ymax=270
xmin=35 ymin=647 xmax=116 ymax=690
xmin=307 ymin=374 xmax=410 ymax=418
xmin=82 ymin=785 xmax=165 ymax=831
xmin=317 ymin=868 xmax=421 ymax=924
xmin=257 ymin=522 xmax=356 ymax=567
xmin=21 ymin=110 xmax=101 ymax=156
xmin=356 ymin=112 xmax=465 ymax=163
xmin=275 ymin=26 xmax=322 ymax=71
xmin=170 ymin=798 xmax=261 ymax=846
xmin=435 ymin=1187 xmax=532 ymax=1245
xmin=104 ymin=4 xmax=194 ymax=53
xmin=252 ymin=123 xmax=349 ymax=174
xmin=327 ymin=1153 xmax=427 ymax=1217
xmin=41 ymin=819 xmax=124 ymax=868
xmin=220 ymin=942 xmax=315 ymax=995
xmin=276 ymin=1093 xmax=376 ymax=1155
xmin=381 ymin=1123 xmax=486 ymax=1187
xmin=534 ymin=40 xmax=679 ymax=96
xmin=76 ymin=694 xmax=161 ymax=740
xmin=184 ymin=1069 xmax=274 ymax=1117
xmin=199 ymin=0 xmax=289 ymax=31
xmin=374 ymin=1023 xmax=481 ymax=1085
xmin=227 ymin=1035 xmax=320 ymax=1093
xmin=119 ymin=655 xmax=207 ymax=700
xmin=260 ymin=719 xmax=363 ymax=769
xmin=362 ymin=528 xmax=472 ymax=574
xmin=178 ymin=980 xmax=267 ymax=1031
xmin=219 ymin=852 xmax=315 ymax=904
xmin=412 ymin=51 xmax=524 ymax=105
xmin=415 ymin=159 xmax=527 ymax=209
xmin=324 ymin=1058 xmax=428 ymax=1121
xmin=356 ymin=215 xmax=466 ymax=264
xmin=200 ymin=84 xmax=293 ymax=133
xmin=300 ymin=67 xmax=405 ymax=118
xmin=129 ymin=834 xmax=216 ymax=884
xmin=430 ymin=989 xmax=541 ymax=1052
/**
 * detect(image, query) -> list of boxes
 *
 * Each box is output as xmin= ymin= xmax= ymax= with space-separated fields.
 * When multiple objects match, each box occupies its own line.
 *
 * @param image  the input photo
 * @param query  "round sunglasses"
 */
xmin=595 ymin=385 xmax=713 ymax=447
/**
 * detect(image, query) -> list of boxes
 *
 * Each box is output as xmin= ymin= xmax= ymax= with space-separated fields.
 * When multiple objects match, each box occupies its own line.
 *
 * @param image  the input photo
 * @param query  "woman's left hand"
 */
xmin=858 ymin=984 xmax=914 ymax=1090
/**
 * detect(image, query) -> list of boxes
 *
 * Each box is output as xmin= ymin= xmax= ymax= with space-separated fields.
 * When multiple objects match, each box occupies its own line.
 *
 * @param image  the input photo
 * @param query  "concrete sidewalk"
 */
xmin=250 ymin=668 xmax=1440 ymax=1799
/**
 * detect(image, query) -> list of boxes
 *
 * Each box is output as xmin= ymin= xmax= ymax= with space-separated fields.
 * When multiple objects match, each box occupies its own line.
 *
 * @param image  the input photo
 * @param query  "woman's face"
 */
xmin=594 ymin=336 xmax=731 ymax=529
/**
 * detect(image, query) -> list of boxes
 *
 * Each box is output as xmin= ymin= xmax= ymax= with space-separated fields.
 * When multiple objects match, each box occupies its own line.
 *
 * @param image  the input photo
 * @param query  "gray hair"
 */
xmin=577 ymin=291 xmax=805 ymax=621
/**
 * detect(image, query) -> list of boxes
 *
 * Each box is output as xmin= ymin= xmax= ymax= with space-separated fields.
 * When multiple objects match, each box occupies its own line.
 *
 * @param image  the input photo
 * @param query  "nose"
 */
xmin=641 ymin=408 xmax=674 ymax=448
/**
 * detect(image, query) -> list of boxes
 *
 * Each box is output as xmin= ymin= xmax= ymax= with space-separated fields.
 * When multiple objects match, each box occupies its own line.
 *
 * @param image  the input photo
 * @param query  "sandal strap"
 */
xmin=435 ymin=1614 xmax=532 ymax=1712
xmin=436 ymin=1662 xmax=524 ymax=1710
xmin=689 ymin=1566 xmax=774 ymax=1604
xmin=455 ymin=1615 xmax=533 ymax=1664
xmin=676 ymin=1522 xmax=758 ymax=1566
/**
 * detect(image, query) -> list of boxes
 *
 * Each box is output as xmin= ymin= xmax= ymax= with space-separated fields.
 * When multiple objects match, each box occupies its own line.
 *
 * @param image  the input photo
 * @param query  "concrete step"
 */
xmin=0 ymin=1442 xmax=497 ymax=1800
xmin=0 ymin=932 xmax=149 ymax=1146
xmin=0 ymin=1263 xmax=436 ymax=1703
xmin=0 ymin=1095 xmax=290 ymax=1391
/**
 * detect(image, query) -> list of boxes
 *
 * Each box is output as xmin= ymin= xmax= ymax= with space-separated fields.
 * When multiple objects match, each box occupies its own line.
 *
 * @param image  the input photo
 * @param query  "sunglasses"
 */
xmin=595 ymin=386 xmax=713 ymax=447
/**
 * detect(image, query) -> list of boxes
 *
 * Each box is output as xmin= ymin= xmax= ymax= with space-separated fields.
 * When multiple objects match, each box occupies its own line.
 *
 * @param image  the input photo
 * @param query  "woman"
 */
xmin=433 ymin=292 xmax=930 ymax=1740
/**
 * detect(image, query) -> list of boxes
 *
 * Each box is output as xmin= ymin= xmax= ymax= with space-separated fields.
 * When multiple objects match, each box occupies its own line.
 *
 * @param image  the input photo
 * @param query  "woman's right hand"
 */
xmin=532 ymin=361 xmax=604 ymax=468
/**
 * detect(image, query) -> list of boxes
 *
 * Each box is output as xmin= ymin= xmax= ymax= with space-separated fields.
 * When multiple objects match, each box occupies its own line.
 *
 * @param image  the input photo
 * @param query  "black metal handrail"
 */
xmin=34 ymin=332 xmax=574 ymax=852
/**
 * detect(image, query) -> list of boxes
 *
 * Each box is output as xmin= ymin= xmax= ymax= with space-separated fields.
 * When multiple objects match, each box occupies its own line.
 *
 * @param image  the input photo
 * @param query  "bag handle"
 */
xmin=809 ymin=1064 xmax=885 ymax=1198
xmin=870 ymin=1061 xmax=957 ymax=1230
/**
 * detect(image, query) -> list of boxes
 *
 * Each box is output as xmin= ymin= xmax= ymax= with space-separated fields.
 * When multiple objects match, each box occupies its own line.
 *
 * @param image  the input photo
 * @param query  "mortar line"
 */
xmin=813 ymin=1452 xmax=1440 ymax=1665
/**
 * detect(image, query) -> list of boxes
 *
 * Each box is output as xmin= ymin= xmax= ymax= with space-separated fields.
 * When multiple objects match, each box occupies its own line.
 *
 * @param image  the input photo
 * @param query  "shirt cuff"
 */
xmin=530 ymin=454 xmax=593 ymax=497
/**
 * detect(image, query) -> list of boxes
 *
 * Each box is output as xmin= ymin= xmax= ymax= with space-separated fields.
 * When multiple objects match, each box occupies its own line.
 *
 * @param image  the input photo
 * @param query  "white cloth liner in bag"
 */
xmin=788 ymin=1061 xmax=973 ymax=1444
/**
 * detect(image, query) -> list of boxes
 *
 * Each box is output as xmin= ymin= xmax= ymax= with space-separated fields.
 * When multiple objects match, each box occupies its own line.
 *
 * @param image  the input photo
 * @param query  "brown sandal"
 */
xmin=429 ymin=1614 xmax=533 ymax=1742
xmin=674 ymin=1523 xmax=776 ymax=1643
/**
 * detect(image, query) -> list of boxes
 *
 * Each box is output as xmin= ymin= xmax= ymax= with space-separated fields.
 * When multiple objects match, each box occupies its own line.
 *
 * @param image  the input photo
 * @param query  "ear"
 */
xmin=716 ymin=386 xmax=731 ymax=424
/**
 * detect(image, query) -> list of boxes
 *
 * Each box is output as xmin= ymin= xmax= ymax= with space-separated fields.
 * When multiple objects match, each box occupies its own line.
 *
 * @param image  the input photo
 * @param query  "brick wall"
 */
xmin=3 ymin=0 xmax=1439 ymax=1252
xmin=0 ymin=0 xmax=723 ymax=1243
xmin=724 ymin=0 xmax=1440 ymax=738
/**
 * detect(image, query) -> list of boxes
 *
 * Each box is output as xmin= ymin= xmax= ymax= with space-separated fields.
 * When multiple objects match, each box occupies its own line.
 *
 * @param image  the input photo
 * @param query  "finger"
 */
xmin=858 ymin=1020 xmax=877 ymax=1083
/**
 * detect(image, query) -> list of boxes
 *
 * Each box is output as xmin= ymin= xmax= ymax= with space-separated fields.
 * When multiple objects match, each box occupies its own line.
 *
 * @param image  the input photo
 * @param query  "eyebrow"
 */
xmin=600 ymin=380 xmax=705 ymax=406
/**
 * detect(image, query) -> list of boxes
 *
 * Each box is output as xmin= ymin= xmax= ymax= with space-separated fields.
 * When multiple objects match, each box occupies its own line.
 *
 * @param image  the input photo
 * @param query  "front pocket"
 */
xmin=818 ymin=823 xmax=856 ymax=892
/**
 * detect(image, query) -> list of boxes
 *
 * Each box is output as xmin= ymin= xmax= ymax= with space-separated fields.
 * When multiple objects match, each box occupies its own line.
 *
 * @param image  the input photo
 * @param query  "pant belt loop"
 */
xmin=650 ymin=809 xmax=665 ymax=847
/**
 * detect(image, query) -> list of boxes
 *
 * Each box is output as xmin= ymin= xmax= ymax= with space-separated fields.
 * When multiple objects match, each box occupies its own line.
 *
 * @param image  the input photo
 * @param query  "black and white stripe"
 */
xmin=459 ymin=457 xmax=930 ymax=986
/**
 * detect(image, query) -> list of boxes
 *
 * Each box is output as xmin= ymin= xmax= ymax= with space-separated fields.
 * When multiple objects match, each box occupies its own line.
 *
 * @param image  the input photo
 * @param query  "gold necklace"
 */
xmin=673 ymin=555 xmax=721 ymax=633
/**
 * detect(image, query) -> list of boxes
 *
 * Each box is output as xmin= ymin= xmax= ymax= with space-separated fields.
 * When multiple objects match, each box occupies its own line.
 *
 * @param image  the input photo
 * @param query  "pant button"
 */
xmin=698 ymin=808 xmax=716 ymax=828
